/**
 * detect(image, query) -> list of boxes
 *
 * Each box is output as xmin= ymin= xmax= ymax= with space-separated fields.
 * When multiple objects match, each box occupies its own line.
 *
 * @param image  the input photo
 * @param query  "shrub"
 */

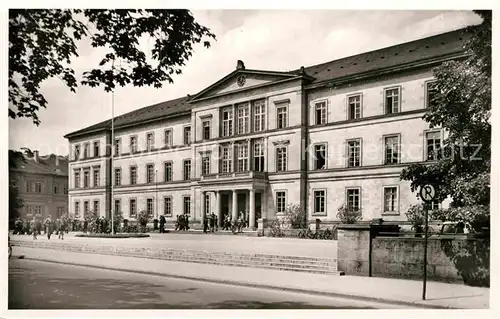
xmin=432 ymin=205 xmax=490 ymax=234
xmin=136 ymin=211 xmax=150 ymax=232
xmin=406 ymin=204 xmax=425 ymax=227
xmin=282 ymin=204 xmax=307 ymax=229
xmin=267 ymin=220 xmax=286 ymax=237
xmin=336 ymin=204 xmax=362 ymax=224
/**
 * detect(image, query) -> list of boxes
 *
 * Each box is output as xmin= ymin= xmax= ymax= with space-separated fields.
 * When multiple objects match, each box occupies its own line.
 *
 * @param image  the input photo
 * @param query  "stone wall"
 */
xmin=372 ymin=237 xmax=461 ymax=282
xmin=336 ymin=225 xmax=490 ymax=286
xmin=336 ymin=225 xmax=370 ymax=275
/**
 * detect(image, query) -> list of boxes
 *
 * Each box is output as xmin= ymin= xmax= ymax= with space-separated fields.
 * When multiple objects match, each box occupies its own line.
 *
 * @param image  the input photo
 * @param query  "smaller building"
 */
xmin=10 ymin=150 xmax=69 ymax=220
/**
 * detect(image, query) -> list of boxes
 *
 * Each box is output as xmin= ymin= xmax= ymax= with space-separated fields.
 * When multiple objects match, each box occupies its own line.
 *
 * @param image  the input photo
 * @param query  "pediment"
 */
xmin=190 ymin=69 xmax=301 ymax=102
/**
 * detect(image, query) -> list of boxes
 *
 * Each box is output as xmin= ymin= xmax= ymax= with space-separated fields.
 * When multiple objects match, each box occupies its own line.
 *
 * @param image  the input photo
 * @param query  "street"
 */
xmin=9 ymin=259 xmax=377 ymax=309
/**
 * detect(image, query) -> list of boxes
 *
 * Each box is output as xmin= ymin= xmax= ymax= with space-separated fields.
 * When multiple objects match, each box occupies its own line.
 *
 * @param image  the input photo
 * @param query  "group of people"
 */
xmin=203 ymin=212 xmax=219 ymax=233
xmin=204 ymin=211 xmax=248 ymax=233
xmin=174 ymin=213 xmax=190 ymax=231
xmin=12 ymin=216 xmax=67 ymax=240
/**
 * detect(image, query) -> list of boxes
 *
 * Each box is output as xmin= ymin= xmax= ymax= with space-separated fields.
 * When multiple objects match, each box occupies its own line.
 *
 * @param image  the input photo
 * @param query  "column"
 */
xmin=249 ymin=189 xmax=256 ymax=229
xmin=200 ymin=191 xmax=205 ymax=225
xmin=231 ymin=141 xmax=236 ymax=173
xmin=232 ymin=190 xmax=238 ymax=221
xmin=247 ymin=139 xmax=251 ymax=171
xmin=216 ymin=191 xmax=222 ymax=227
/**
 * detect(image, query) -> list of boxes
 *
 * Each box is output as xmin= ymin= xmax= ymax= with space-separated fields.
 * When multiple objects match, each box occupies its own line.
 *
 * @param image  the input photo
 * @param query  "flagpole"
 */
xmin=111 ymin=58 xmax=115 ymax=235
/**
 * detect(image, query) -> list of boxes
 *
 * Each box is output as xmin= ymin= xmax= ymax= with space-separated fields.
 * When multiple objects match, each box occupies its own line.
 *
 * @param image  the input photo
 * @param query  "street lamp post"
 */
xmin=110 ymin=59 xmax=116 ymax=235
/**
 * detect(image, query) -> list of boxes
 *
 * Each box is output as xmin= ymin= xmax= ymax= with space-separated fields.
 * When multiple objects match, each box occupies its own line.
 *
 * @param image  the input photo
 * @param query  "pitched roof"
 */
xmin=10 ymin=154 xmax=69 ymax=176
xmin=64 ymin=96 xmax=191 ymax=139
xmin=293 ymin=27 xmax=470 ymax=83
xmin=65 ymin=27 xmax=471 ymax=139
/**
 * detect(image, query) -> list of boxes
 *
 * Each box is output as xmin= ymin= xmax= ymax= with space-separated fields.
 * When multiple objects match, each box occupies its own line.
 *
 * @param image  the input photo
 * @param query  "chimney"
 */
xmin=236 ymin=60 xmax=245 ymax=70
xmin=33 ymin=150 xmax=39 ymax=162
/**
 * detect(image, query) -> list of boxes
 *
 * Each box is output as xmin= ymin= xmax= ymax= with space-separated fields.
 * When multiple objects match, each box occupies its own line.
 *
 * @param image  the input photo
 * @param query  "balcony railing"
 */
xmin=200 ymin=170 xmax=268 ymax=182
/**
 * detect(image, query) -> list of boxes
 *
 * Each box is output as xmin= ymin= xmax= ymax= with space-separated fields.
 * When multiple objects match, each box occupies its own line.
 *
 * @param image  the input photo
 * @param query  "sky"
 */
xmin=8 ymin=10 xmax=482 ymax=156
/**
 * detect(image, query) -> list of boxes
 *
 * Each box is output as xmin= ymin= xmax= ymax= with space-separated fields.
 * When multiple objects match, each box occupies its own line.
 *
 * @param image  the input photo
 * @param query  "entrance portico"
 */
xmin=201 ymin=188 xmax=265 ymax=229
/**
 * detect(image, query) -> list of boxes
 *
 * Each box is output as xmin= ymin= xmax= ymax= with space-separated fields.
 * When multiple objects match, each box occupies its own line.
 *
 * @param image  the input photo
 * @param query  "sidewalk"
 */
xmin=12 ymin=246 xmax=489 ymax=309
xmin=10 ymin=232 xmax=337 ymax=258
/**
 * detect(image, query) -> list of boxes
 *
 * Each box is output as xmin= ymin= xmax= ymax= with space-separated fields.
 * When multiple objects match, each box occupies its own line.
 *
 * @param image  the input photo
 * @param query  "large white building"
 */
xmin=65 ymin=28 xmax=468 ymax=229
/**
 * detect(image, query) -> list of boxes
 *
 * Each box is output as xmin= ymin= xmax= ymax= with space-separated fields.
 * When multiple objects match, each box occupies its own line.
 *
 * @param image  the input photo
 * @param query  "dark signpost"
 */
xmin=419 ymin=184 xmax=436 ymax=301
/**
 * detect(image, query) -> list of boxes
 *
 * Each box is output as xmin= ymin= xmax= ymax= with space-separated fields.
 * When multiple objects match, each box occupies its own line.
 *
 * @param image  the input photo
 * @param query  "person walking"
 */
xmin=214 ymin=213 xmax=218 ymax=232
xmin=58 ymin=218 xmax=65 ymax=240
xmin=44 ymin=216 xmax=53 ymax=240
xmin=203 ymin=213 xmax=209 ymax=233
xmin=31 ymin=217 xmax=37 ymax=240
xmin=55 ymin=218 xmax=62 ymax=237
xmin=159 ymin=215 xmax=166 ymax=233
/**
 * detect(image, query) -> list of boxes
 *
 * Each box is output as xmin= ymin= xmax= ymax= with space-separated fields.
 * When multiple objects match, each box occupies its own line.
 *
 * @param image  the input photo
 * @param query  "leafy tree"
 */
xmin=400 ymin=11 xmax=491 ymax=211
xmin=9 ymin=149 xmax=29 ymax=220
xmin=9 ymin=9 xmax=216 ymax=125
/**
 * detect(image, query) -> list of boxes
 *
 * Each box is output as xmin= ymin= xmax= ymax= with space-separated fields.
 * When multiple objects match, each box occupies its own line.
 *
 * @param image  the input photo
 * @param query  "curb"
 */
xmin=20 ymin=256 xmax=449 ymax=309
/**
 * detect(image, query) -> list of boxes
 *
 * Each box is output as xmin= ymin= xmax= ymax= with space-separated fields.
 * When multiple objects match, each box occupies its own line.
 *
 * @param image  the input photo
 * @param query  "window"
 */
xmin=83 ymin=143 xmax=90 ymax=158
xmin=130 ymin=136 xmax=138 ymax=153
xmin=146 ymin=164 xmax=155 ymax=184
xmin=94 ymin=141 xmax=100 ymax=157
xmin=164 ymin=162 xmax=172 ymax=182
xmin=93 ymin=167 xmax=100 ymax=187
xmin=183 ymin=126 xmax=191 ymax=145
xmin=222 ymin=107 xmax=233 ymax=137
xmin=35 ymin=205 xmax=42 ymax=216
xmin=276 ymin=146 xmax=287 ymax=172
xmin=315 ymin=101 xmax=327 ymax=125
xmin=93 ymin=200 xmax=99 ymax=215
xmin=254 ymin=141 xmax=265 ymax=172
xmin=26 ymin=205 xmax=33 ymax=217
xmin=314 ymin=190 xmax=326 ymax=214
xmin=74 ymin=202 xmax=80 ymax=218
xmin=314 ymin=144 xmax=326 ymax=170
xmin=114 ymin=199 xmax=121 ymax=214
xmin=25 ymin=181 xmax=31 ymax=193
xmin=35 ymin=182 xmax=42 ymax=193
xmin=276 ymin=191 xmax=286 ymax=213
xmin=164 ymin=197 xmax=172 ymax=216
xmin=347 ymin=139 xmax=361 ymax=167
xmin=74 ymin=144 xmax=80 ymax=160
xmin=183 ymin=160 xmax=191 ymax=180
xmin=426 ymin=131 xmax=441 ymax=161
xmin=277 ymin=105 xmax=288 ymax=129
xmin=348 ymin=94 xmax=362 ymax=120
xmin=146 ymin=132 xmax=154 ymax=151
xmin=253 ymin=100 xmax=265 ymax=132
xmin=183 ymin=196 xmax=191 ymax=216
xmin=237 ymin=144 xmax=249 ymax=172
xmin=129 ymin=199 xmax=137 ymax=217
xmin=114 ymin=168 xmax=121 ymax=186
xmin=202 ymin=155 xmax=210 ymax=176
xmin=426 ymin=81 xmax=438 ymax=108
xmin=204 ymin=194 xmax=210 ymax=215
xmin=383 ymin=187 xmax=398 ymax=213
xmin=53 ymin=185 xmax=59 ymax=194
xmin=164 ymin=129 xmax=172 ymax=147
xmin=114 ymin=138 xmax=121 ymax=156
xmin=221 ymin=145 xmax=232 ymax=173
xmin=384 ymin=135 xmax=400 ymax=164
xmin=130 ymin=166 xmax=137 ymax=185
xmin=64 ymin=186 xmax=68 ymax=194
xmin=57 ymin=207 xmax=65 ymax=217
xmin=83 ymin=200 xmax=89 ymax=215
xmin=237 ymin=103 xmax=249 ymax=134
xmin=385 ymin=88 xmax=400 ymax=114
xmin=347 ymin=188 xmax=361 ymax=212
xmin=202 ymin=121 xmax=211 ymax=140
xmin=74 ymin=171 xmax=80 ymax=188
xmin=83 ymin=169 xmax=90 ymax=188
xmin=147 ymin=198 xmax=154 ymax=217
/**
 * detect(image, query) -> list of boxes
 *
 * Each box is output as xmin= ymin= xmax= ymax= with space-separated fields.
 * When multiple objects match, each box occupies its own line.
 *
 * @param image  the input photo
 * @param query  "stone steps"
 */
xmin=12 ymin=240 xmax=343 ymax=275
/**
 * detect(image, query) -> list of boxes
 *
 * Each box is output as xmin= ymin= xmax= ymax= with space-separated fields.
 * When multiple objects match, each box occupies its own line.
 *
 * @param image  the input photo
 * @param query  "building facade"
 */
xmin=65 ymin=28 xmax=469 ymax=228
xmin=10 ymin=151 xmax=69 ymax=220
